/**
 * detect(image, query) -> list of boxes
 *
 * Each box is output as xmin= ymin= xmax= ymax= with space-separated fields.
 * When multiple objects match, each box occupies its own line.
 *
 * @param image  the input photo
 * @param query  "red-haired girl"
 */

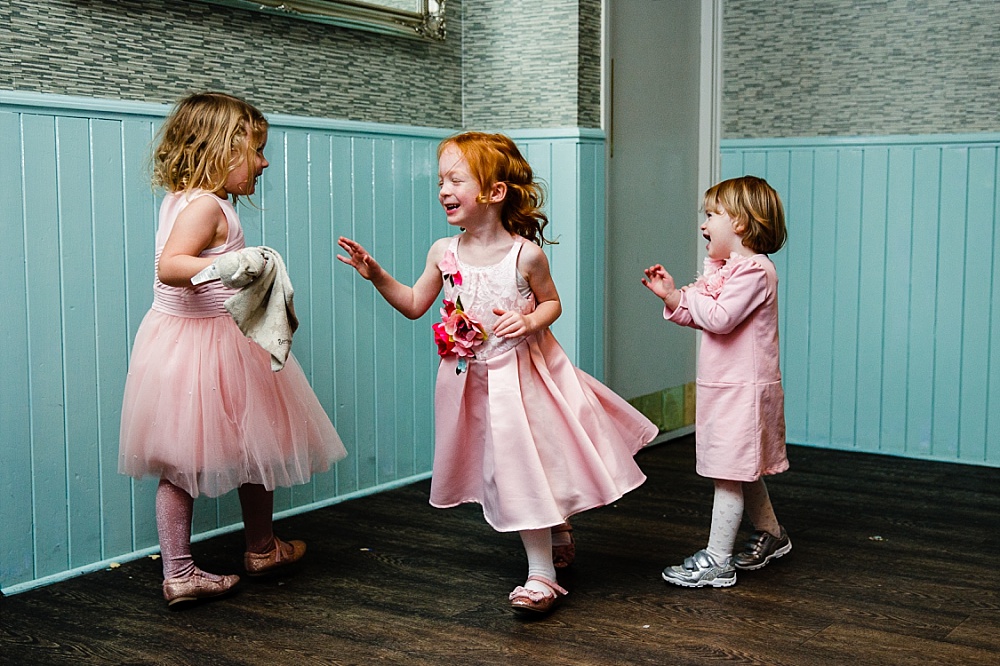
xmin=339 ymin=132 xmax=656 ymax=614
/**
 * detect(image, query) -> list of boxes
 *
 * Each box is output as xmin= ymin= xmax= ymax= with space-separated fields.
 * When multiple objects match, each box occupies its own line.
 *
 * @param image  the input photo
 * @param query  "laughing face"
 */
xmin=437 ymin=144 xmax=487 ymax=229
xmin=701 ymin=206 xmax=746 ymax=260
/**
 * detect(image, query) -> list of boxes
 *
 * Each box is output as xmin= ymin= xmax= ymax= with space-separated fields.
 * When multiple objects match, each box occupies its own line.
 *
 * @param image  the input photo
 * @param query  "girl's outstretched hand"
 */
xmin=491 ymin=307 xmax=532 ymax=339
xmin=337 ymin=237 xmax=381 ymax=280
xmin=642 ymin=264 xmax=677 ymax=301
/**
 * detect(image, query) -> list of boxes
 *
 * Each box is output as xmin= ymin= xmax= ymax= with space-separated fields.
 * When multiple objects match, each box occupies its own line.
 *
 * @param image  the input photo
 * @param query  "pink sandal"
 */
xmin=509 ymin=575 xmax=569 ymax=614
xmin=551 ymin=522 xmax=575 ymax=569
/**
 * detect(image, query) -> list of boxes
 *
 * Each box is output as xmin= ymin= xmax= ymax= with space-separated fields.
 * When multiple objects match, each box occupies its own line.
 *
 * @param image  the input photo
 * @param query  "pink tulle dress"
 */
xmin=430 ymin=234 xmax=657 ymax=532
xmin=119 ymin=190 xmax=347 ymax=498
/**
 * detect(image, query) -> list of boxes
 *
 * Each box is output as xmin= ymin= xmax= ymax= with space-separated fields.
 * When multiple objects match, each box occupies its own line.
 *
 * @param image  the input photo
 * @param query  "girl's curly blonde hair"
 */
xmin=704 ymin=175 xmax=787 ymax=255
xmin=153 ymin=92 xmax=268 ymax=200
xmin=438 ymin=132 xmax=555 ymax=246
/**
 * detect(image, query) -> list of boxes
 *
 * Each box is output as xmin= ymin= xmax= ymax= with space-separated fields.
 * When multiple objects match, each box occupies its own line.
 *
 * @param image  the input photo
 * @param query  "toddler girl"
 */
xmin=119 ymin=92 xmax=347 ymax=606
xmin=642 ymin=175 xmax=791 ymax=587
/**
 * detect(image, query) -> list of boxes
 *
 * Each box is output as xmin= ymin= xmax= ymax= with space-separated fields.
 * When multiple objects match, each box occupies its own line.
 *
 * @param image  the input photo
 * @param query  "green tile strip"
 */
xmin=628 ymin=382 xmax=696 ymax=433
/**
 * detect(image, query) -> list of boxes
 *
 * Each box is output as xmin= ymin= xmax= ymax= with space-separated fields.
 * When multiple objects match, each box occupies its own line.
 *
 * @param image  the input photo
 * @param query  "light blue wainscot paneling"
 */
xmin=722 ymin=133 xmax=1000 ymax=468
xmin=0 ymin=91 xmax=607 ymax=594
xmin=508 ymin=128 xmax=607 ymax=381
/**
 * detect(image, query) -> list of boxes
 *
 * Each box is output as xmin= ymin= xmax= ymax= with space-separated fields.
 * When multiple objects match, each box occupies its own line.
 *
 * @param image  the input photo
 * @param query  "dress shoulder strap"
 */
xmin=508 ymin=235 xmax=527 ymax=261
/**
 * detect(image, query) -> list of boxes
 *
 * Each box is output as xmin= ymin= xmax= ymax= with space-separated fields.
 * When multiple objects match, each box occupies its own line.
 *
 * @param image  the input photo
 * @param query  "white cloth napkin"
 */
xmin=214 ymin=246 xmax=298 ymax=371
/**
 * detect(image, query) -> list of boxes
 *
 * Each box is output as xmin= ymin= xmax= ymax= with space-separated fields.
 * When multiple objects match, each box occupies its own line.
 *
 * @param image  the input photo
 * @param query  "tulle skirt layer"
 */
xmin=431 ymin=330 xmax=657 ymax=532
xmin=119 ymin=310 xmax=347 ymax=498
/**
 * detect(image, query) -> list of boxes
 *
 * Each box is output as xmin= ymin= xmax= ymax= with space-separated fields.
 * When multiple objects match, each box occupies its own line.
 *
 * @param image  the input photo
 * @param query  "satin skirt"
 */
xmin=431 ymin=330 xmax=657 ymax=532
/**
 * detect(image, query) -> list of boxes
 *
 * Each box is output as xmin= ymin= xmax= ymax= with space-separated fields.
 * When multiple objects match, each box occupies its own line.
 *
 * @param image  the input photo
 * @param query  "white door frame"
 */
xmin=698 ymin=0 xmax=723 ymax=196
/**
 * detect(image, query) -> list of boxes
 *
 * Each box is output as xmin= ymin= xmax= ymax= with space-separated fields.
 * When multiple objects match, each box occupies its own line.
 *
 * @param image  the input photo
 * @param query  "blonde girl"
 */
xmin=119 ymin=92 xmax=346 ymax=606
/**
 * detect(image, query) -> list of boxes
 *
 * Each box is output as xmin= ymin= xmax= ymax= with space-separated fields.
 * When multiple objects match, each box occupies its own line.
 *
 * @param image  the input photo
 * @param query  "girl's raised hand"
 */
xmin=641 ymin=264 xmax=677 ymax=300
xmin=336 ymin=236 xmax=381 ymax=280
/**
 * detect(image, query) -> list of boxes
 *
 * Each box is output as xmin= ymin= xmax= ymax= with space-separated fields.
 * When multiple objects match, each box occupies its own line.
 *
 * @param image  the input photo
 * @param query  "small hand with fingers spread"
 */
xmin=336 ymin=237 xmax=381 ymax=281
xmin=642 ymin=264 xmax=681 ymax=308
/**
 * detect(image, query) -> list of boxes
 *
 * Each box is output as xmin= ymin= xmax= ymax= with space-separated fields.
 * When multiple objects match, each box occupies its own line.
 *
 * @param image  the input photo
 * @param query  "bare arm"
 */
xmin=157 ymin=195 xmax=229 ymax=287
xmin=337 ymin=236 xmax=446 ymax=320
xmin=492 ymin=242 xmax=562 ymax=338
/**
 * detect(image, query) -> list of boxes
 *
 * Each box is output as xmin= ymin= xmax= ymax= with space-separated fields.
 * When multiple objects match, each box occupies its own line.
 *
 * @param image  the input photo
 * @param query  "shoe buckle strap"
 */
xmin=525 ymin=575 xmax=568 ymax=596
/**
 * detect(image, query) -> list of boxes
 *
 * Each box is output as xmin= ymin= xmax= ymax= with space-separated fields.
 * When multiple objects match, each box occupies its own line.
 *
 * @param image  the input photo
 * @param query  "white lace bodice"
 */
xmin=441 ymin=235 xmax=535 ymax=361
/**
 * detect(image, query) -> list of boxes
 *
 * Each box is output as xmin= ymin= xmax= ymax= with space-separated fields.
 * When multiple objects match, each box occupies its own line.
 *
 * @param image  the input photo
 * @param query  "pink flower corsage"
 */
xmin=694 ymin=253 xmax=739 ymax=298
xmin=438 ymin=250 xmax=463 ymax=287
xmin=432 ymin=296 xmax=488 ymax=374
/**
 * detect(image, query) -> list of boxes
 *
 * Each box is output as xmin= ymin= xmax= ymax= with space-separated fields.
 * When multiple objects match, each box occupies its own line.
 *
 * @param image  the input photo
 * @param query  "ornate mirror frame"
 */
xmin=198 ymin=1 xmax=446 ymax=41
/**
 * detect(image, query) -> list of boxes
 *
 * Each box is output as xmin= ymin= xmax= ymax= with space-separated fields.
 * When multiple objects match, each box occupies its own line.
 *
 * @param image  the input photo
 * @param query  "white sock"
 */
xmin=519 ymin=528 xmax=557 ymax=593
xmin=705 ymin=479 xmax=743 ymax=565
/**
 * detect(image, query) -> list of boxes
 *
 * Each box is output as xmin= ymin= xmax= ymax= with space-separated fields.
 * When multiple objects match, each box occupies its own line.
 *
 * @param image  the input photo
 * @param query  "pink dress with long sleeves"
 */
xmin=431 ymin=235 xmax=657 ymax=532
xmin=664 ymin=253 xmax=788 ymax=482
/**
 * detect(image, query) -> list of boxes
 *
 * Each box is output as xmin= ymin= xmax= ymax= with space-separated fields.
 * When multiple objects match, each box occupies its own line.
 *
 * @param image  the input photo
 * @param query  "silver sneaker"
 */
xmin=661 ymin=549 xmax=736 ymax=588
xmin=734 ymin=528 xmax=792 ymax=570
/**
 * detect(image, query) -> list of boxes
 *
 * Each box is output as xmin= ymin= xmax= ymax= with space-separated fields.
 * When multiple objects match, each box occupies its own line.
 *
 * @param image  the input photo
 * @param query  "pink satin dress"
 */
xmin=430 ymin=234 xmax=657 ymax=532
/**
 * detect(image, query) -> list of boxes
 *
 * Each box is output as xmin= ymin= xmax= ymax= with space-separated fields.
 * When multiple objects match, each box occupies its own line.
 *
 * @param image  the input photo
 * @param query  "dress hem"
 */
xmin=695 ymin=462 xmax=789 ymax=483
xmin=429 ymin=474 xmax=647 ymax=533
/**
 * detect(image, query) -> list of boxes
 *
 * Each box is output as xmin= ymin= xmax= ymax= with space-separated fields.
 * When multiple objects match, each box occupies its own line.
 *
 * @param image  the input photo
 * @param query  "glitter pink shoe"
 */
xmin=244 ymin=536 xmax=306 ymax=576
xmin=162 ymin=570 xmax=240 ymax=607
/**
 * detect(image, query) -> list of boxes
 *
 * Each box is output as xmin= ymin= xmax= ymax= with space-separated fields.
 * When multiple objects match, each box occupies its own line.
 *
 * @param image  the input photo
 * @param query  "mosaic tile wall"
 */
xmin=2 ymin=0 xmax=599 ymax=130
xmin=1 ymin=0 xmax=463 ymax=126
xmin=723 ymin=0 xmax=1000 ymax=138
xmin=462 ymin=0 xmax=601 ymax=129
xmin=576 ymin=0 xmax=601 ymax=128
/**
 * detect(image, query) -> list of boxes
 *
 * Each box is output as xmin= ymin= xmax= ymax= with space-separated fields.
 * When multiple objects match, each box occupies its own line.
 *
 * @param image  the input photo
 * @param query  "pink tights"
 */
xmin=156 ymin=479 xmax=276 ymax=580
xmin=155 ymin=480 xmax=196 ymax=580
xmin=238 ymin=483 xmax=277 ymax=554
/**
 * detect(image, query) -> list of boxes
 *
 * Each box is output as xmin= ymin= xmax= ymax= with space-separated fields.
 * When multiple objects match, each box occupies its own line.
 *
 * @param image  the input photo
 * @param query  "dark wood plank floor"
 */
xmin=2 ymin=435 xmax=998 ymax=665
